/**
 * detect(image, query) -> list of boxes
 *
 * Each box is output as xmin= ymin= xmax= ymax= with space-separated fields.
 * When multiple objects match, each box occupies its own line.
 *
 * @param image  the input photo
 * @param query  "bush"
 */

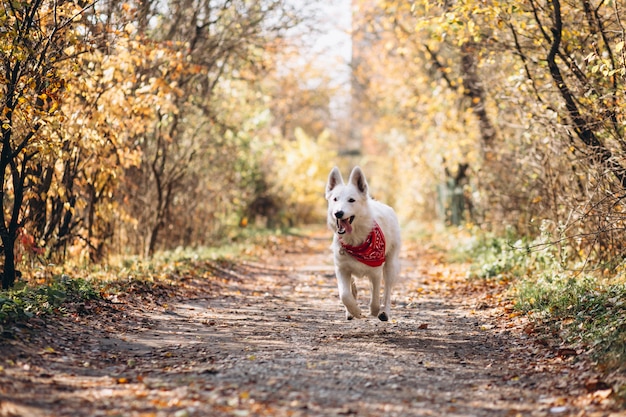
xmin=516 ymin=274 xmax=626 ymax=370
xmin=0 ymin=276 xmax=100 ymax=325
xmin=464 ymin=230 xmax=626 ymax=372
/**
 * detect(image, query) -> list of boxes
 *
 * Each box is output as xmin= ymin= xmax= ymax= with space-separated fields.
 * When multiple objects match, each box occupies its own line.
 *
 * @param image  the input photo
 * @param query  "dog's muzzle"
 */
xmin=335 ymin=212 xmax=355 ymax=234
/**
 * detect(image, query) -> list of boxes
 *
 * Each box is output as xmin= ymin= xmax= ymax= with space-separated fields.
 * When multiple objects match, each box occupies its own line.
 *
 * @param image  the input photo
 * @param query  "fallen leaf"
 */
xmin=556 ymin=348 xmax=577 ymax=358
xmin=41 ymin=346 xmax=56 ymax=354
xmin=585 ymin=378 xmax=610 ymax=392
xmin=592 ymin=389 xmax=613 ymax=400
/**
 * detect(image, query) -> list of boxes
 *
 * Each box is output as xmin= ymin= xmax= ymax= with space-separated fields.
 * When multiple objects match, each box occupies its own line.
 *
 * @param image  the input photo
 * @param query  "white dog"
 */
xmin=325 ymin=166 xmax=401 ymax=321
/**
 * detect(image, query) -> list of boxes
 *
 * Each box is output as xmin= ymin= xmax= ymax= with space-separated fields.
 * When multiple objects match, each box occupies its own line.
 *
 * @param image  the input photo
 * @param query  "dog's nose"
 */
xmin=334 ymin=210 xmax=344 ymax=219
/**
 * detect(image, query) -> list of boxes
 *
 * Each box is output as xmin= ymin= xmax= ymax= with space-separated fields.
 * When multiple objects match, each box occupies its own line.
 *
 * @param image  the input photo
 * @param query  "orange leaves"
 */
xmin=17 ymin=229 xmax=45 ymax=261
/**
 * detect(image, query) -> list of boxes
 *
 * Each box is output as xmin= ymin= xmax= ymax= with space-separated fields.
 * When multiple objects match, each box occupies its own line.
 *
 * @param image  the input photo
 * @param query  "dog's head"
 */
xmin=325 ymin=166 xmax=370 ymax=235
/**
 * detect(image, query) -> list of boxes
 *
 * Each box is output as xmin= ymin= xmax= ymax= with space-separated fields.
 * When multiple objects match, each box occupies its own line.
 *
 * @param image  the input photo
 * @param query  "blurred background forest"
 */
xmin=2 ymin=0 xmax=626 ymax=290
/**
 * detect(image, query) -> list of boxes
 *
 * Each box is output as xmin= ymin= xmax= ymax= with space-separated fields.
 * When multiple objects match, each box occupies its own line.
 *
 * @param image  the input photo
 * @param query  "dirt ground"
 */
xmin=0 ymin=232 xmax=621 ymax=417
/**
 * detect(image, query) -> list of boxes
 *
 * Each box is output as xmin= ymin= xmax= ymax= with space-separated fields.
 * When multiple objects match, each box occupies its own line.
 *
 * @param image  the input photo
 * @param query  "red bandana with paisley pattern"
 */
xmin=340 ymin=222 xmax=386 ymax=267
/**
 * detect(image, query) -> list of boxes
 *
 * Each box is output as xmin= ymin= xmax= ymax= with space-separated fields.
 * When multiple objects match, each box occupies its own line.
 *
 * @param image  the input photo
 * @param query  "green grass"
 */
xmin=516 ymin=274 xmax=626 ymax=370
xmin=461 ymin=230 xmax=626 ymax=374
xmin=0 ymin=276 xmax=100 ymax=325
xmin=0 ymin=226 xmax=299 ymax=327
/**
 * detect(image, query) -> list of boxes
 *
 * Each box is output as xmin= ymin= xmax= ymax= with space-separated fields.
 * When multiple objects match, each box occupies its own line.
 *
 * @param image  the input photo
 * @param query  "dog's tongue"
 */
xmin=340 ymin=218 xmax=352 ymax=234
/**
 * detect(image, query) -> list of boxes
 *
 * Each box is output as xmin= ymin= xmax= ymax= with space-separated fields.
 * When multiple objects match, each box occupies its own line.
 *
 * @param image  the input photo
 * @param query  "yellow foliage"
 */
xmin=269 ymin=128 xmax=337 ymax=225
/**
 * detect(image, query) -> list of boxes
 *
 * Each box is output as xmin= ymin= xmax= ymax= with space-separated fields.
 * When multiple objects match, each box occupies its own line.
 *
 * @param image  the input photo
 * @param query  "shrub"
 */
xmin=0 ymin=276 xmax=100 ymax=325
xmin=464 ymin=229 xmax=626 ymax=372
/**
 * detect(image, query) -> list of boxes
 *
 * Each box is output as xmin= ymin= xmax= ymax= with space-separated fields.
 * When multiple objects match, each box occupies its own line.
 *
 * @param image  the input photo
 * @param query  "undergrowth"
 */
xmin=0 ymin=226 xmax=292 ymax=327
xmin=0 ymin=276 xmax=99 ymax=325
xmin=460 ymin=227 xmax=626 ymax=386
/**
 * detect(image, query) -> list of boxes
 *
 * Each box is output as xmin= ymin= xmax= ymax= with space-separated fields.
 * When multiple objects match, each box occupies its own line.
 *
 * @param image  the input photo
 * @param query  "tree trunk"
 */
xmin=425 ymin=42 xmax=497 ymax=152
xmin=146 ymin=220 xmax=162 ymax=258
xmin=460 ymin=42 xmax=497 ymax=151
xmin=546 ymin=0 xmax=626 ymax=189
xmin=1 ymin=235 xmax=16 ymax=289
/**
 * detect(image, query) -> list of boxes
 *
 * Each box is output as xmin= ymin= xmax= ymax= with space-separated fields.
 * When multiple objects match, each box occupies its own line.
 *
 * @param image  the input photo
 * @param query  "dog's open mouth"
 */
xmin=336 ymin=216 xmax=355 ymax=235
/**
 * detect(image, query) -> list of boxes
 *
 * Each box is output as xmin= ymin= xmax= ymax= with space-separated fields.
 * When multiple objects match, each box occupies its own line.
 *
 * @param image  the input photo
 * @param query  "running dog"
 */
xmin=325 ymin=166 xmax=401 ymax=321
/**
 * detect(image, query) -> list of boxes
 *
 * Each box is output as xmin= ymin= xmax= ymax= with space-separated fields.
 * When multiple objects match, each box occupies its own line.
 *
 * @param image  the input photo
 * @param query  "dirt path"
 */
xmin=0 ymin=233 xmax=619 ymax=416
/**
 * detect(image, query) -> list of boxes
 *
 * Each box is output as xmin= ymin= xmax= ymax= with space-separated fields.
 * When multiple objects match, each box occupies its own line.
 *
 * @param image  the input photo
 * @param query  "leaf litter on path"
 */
xmin=0 ymin=231 xmax=621 ymax=416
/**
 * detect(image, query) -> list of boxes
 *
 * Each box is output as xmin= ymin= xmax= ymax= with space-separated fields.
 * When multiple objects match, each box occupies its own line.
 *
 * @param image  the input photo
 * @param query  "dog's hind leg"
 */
xmin=337 ymin=268 xmax=362 ymax=320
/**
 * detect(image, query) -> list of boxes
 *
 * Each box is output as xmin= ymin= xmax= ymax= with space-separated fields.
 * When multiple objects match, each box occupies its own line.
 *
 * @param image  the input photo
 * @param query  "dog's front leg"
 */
xmin=380 ymin=256 xmax=399 ymax=321
xmin=336 ymin=268 xmax=362 ymax=319
xmin=369 ymin=273 xmax=381 ymax=318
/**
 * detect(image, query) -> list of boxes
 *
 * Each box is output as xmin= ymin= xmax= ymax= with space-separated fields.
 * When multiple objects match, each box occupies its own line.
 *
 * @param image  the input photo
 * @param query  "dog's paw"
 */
xmin=377 ymin=312 xmax=389 ymax=321
xmin=346 ymin=311 xmax=363 ymax=320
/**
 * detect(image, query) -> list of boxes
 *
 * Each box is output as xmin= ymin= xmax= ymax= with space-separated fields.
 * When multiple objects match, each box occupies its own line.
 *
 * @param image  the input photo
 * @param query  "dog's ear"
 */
xmin=349 ymin=166 xmax=369 ymax=195
xmin=326 ymin=167 xmax=344 ymax=199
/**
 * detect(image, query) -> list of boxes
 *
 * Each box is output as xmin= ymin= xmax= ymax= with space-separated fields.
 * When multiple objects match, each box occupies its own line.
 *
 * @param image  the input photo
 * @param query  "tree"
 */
xmin=507 ymin=0 xmax=626 ymax=257
xmin=353 ymin=0 xmax=626 ymax=262
xmin=0 ymin=0 xmax=91 ymax=287
xmin=101 ymin=0 xmax=304 ymax=256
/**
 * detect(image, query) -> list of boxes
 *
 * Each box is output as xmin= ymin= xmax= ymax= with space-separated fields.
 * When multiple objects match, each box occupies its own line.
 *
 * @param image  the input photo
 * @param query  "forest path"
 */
xmin=0 ymin=230 xmax=617 ymax=416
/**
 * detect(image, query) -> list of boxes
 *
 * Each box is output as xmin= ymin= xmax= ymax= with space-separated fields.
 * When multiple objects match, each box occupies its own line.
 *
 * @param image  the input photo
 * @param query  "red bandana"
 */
xmin=340 ymin=222 xmax=386 ymax=267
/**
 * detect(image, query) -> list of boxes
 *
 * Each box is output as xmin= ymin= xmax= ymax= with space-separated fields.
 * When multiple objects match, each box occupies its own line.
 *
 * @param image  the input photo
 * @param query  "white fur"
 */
xmin=325 ymin=166 xmax=401 ymax=321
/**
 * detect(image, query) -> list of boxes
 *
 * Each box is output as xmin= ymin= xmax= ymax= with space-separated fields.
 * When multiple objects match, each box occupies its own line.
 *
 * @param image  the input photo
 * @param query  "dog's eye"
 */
xmin=348 ymin=198 xmax=355 ymax=203
xmin=333 ymin=197 xmax=338 ymax=202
